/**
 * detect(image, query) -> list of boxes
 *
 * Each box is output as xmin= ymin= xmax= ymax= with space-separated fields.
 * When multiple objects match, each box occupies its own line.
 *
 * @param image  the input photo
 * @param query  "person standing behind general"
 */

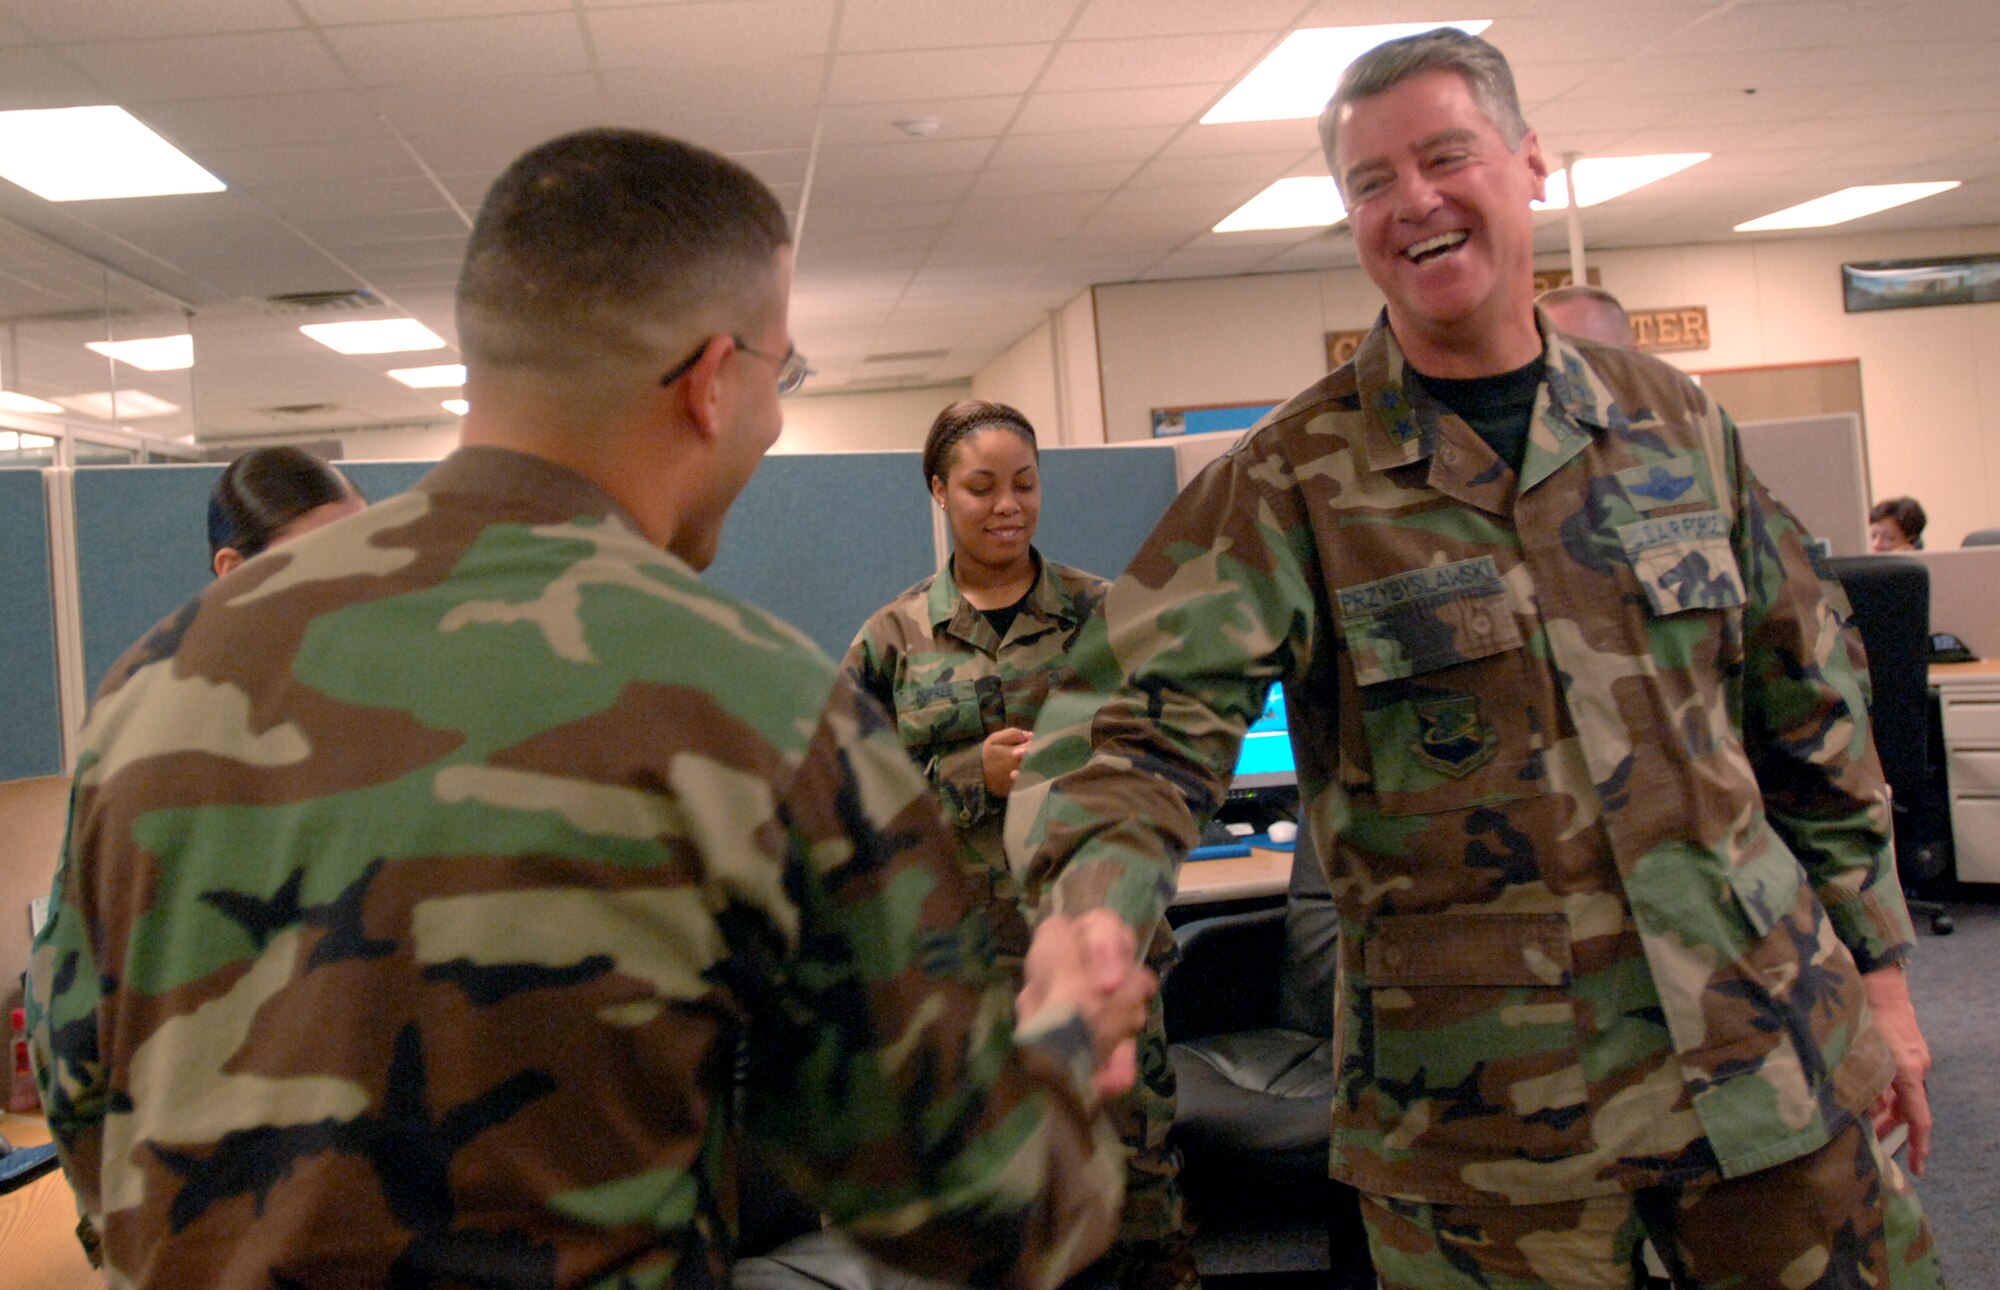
xmin=844 ymin=399 xmax=1196 ymax=1290
xmin=1010 ymin=27 xmax=1940 ymax=1290
xmin=29 ymin=128 xmax=1151 ymax=1290
xmin=206 ymin=445 xmax=367 ymax=577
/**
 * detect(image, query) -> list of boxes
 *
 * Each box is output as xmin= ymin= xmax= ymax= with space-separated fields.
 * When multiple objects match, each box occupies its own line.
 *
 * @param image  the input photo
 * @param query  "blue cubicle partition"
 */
xmin=71 ymin=461 xmax=434 ymax=699
xmin=0 ymin=469 xmax=65 ymax=778
xmin=57 ymin=444 xmax=1183 ymax=732
xmin=707 ymin=451 xmax=937 ymax=660
xmin=1035 ymin=444 xmax=1181 ymax=583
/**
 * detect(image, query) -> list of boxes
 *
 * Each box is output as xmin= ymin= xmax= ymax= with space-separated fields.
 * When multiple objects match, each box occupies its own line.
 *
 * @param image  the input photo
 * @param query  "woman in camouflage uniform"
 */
xmin=844 ymin=400 xmax=1197 ymax=1290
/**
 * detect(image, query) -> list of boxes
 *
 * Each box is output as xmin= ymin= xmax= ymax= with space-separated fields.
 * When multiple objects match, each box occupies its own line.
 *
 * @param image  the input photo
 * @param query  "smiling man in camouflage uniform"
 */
xmin=1010 ymin=28 xmax=1941 ymax=1290
xmin=27 ymin=128 xmax=1153 ymax=1290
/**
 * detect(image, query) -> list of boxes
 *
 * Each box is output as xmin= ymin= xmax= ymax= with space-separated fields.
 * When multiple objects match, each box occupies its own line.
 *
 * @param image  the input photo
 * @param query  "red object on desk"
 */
xmin=8 ymin=1007 xmax=39 ymax=1115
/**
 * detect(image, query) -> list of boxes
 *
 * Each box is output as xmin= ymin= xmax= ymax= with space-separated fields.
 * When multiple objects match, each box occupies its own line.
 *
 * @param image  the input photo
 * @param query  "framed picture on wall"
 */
xmin=1843 ymin=253 xmax=2000 ymax=313
xmin=1150 ymin=400 xmax=1278 ymax=438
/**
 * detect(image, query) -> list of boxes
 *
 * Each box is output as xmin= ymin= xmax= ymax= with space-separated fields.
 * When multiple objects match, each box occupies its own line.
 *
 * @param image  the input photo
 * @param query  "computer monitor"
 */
xmin=1229 ymin=683 xmax=1297 ymax=791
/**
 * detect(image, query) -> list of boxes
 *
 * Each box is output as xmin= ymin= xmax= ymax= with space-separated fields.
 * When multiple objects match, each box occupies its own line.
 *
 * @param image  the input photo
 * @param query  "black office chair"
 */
xmin=1163 ymin=831 xmax=1375 ymax=1286
xmin=1960 ymin=527 xmax=2000 ymax=547
xmin=1825 ymin=555 xmax=1954 ymax=935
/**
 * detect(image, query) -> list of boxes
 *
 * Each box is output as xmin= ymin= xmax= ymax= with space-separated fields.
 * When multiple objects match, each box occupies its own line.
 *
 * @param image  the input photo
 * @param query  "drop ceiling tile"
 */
xmin=254 ymin=176 xmax=464 ymax=220
xmin=808 ymin=168 xmax=979 ymax=205
xmin=586 ymin=1 xmax=834 ymax=67
xmin=986 ymin=124 xmax=1177 ymax=168
xmin=134 ymin=90 xmax=390 ymax=151
xmin=1069 ymin=0 xmax=1300 ymax=40
xmin=731 ymin=149 xmax=813 ymax=188
xmin=656 ymin=107 xmax=819 ymax=154
xmin=5 ymin=0 xmax=302 ymax=41
xmin=1153 ymin=118 xmax=1318 ymax=158
xmin=1010 ymin=84 xmax=1218 ymax=134
xmin=300 ymin=0 xmax=573 ymax=23
xmin=1038 ymin=31 xmax=1275 ymax=92
xmin=947 ymin=190 xmax=1109 ymax=224
xmin=322 ymin=13 xmax=590 ymax=86
xmin=202 ymin=136 xmax=427 ymax=188
xmin=600 ymin=59 xmax=827 ymax=117
xmin=826 ymin=44 xmax=1053 ymax=103
xmin=816 ymin=138 xmax=999 ymax=179
xmin=341 ymin=235 xmax=468 ymax=271
xmin=1125 ymin=150 xmax=1305 ymax=189
xmin=0 ymin=45 xmax=129 ymax=108
xmin=816 ymin=97 xmax=1022 ymax=147
xmin=290 ymin=210 xmax=473 ymax=246
xmin=965 ymin=159 xmax=1139 ymax=196
xmin=372 ymin=74 xmax=606 ymax=142
xmin=803 ymin=200 xmax=958 ymax=234
xmin=62 ymin=30 xmax=354 ymax=100
xmin=836 ymin=0 xmax=1083 ymax=51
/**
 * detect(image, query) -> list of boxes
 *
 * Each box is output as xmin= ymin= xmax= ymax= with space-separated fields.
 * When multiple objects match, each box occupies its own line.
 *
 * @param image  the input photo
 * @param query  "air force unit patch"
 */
xmin=1412 ymin=693 xmax=1497 ymax=777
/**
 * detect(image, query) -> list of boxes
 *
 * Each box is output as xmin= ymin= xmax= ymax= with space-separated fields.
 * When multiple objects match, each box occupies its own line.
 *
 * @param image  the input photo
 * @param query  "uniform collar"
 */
xmin=928 ymin=547 xmax=1073 ymax=638
xmin=1352 ymin=308 xmax=1634 ymax=496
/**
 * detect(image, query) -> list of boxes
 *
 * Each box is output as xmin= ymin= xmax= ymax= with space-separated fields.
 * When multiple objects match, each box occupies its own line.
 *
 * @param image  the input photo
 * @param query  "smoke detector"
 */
xmin=893 ymin=117 xmax=941 ymax=139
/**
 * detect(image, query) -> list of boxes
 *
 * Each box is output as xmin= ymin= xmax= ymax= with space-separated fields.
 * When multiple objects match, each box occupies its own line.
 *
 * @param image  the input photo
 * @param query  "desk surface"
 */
xmin=1173 ymin=846 xmax=1292 ymax=906
xmin=1 ymin=1113 xmax=99 ymax=1290
xmin=1932 ymin=659 xmax=2000 ymax=684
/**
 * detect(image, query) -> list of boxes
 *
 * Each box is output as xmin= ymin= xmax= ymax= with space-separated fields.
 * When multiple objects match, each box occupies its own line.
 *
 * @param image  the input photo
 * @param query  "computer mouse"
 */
xmin=1266 ymin=820 xmax=1298 ymax=844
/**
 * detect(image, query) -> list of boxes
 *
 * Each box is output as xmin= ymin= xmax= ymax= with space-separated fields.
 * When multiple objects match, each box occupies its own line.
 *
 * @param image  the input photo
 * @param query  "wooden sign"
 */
xmin=1629 ymin=306 xmax=1710 ymax=353
xmin=1531 ymin=267 xmax=1602 ymax=294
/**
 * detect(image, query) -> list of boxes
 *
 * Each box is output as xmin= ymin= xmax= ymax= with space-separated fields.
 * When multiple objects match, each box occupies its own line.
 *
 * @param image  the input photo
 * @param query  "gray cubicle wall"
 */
xmin=72 ymin=461 xmax=433 ymax=698
xmin=707 ymin=451 xmax=937 ymax=660
xmin=0 ymin=469 xmax=64 ymax=778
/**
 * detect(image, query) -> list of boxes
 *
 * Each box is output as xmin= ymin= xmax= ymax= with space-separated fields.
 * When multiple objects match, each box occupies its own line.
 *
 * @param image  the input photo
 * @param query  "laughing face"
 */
xmin=1332 ymin=67 xmax=1549 ymax=374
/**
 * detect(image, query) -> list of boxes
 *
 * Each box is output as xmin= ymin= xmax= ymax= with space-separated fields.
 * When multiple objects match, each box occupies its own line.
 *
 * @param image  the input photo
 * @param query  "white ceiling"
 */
xmin=0 ymin=0 xmax=1995 ymax=441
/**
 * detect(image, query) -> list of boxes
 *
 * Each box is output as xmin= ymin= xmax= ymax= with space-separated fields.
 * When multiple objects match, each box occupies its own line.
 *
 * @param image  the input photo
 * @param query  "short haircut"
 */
xmin=922 ymin=399 xmax=1038 ymax=487
xmin=1537 ymin=284 xmax=1636 ymax=347
xmin=1870 ymin=496 xmax=1927 ymax=545
xmin=1319 ymin=27 xmax=1529 ymax=189
xmin=207 ymin=447 xmax=359 ymax=560
xmin=457 ymin=128 xmax=791 ymax=380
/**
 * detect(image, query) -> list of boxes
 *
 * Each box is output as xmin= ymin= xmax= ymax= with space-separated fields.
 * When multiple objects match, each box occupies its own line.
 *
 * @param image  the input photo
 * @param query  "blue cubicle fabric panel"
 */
xmin=1034 ymin=444 xmax=1182 ymax=582
xmin=706 ymin=452 xmax=936 ymax=661
xmin=0 ymin=470 xmax=64 ymax=777
xmin=72 ymin=461 xmax=437 ymax=700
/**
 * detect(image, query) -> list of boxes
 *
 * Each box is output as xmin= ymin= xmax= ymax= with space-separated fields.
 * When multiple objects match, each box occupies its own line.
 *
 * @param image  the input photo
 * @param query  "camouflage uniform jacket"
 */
xmin=29 ymin=446 xmax=1124 ymax=1289
xmin=844 ymin=552 xmax=1108 ymax=947
xmin=1010 ymin=315 xmax=1916 ymax=1206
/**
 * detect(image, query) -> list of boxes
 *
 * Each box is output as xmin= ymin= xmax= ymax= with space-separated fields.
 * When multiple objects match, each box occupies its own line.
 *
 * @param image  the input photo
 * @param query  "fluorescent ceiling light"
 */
xmin=0 ymin=391 xmax=64 ymax=415
xmin=1203 ymin=21 xmax=1493 ymax=124
xmin=1216 ymin=176 xmax=1346 ymax=232
xmin=1535 ymin=153 xmax=1710 ymax=210
xmin=1734 ymin=182 xmax=1960 ymax=232
xmin=441 ymin=398 xmax=470 ymax=416
xmin=53 ymin=390 xmax=182 ymax=420
xmin=388 ymin=363 xmax=466 ymax=389
xmin=85 ymin=334 xmax=194 ymax=371
xmin=0 ymin=106 xmax=224 ymax=201
xmin=300 ymin=319 xmax=447 ymax=355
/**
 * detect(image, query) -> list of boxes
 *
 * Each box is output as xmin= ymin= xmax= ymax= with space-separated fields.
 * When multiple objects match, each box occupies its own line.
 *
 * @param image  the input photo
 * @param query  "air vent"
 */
xmin=259 ymin=402 xmax=341 ymax=417
xmin=262 ymin=289 xmax=382 ymax=314
xmin=863 ymin=349 xmax=949 ymax=363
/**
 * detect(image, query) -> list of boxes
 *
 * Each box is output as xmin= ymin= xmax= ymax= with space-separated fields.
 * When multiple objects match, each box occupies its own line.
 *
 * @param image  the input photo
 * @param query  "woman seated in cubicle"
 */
xmin=842 ymin=400 xmax=1196 ymax=1290
xmin=1869 ymin=495 xmax=1927 ymax=552
xmin=207 ymin=447 xmax=366 ymax=577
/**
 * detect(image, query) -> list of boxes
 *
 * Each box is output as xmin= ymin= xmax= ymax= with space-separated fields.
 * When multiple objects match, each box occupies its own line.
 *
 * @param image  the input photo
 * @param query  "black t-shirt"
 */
xmin=980 ymin=584 xmax=1035 ymax=641
xmin=1412 ymin=355 xmax=1545 ymax=473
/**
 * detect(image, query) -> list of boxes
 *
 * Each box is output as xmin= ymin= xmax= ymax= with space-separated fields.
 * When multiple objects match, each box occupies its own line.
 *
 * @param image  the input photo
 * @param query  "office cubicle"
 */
xmin=11 ymin=443 xmax=1185 ymax=775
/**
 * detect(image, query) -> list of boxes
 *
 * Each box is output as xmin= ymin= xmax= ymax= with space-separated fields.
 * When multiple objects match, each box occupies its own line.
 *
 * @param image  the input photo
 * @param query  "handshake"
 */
xmin=1015 ymin=909 xmax=1158 ymax=1097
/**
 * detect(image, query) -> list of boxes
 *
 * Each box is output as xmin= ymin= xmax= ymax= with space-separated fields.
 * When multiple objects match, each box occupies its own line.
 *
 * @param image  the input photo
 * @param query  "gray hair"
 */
xmin=1318 ymin=27 xmax=1529 ymax=189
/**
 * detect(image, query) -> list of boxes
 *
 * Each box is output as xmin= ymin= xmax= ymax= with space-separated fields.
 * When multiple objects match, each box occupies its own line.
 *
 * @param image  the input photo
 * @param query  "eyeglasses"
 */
xmin=660 ymin=335 xmax=814 ymax=396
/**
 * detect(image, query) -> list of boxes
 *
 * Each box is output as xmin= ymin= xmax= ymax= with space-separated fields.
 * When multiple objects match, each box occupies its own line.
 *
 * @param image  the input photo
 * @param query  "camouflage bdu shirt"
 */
xmin=843 ymin=550 xmax=1109 ymax=947
xmin=1010 ymin=315 xmax=1916 ymax=1207
xmin=29 ymin=447 xmax=1124 ymax=1289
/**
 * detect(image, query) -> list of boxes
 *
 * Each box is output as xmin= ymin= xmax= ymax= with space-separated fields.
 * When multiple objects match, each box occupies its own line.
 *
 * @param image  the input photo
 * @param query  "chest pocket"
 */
xmin=1615 ymin=509 xmax=1745 ymax=616
xmin=1337 ymin=557 xmax=1539 ymax=814
xmin=895 ymin=675 xmax=1001 ymax=756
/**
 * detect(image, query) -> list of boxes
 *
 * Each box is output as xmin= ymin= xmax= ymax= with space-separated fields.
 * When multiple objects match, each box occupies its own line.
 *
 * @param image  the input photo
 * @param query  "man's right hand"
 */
xmin=1017 ymin=909 xmax=1155 ymax=1097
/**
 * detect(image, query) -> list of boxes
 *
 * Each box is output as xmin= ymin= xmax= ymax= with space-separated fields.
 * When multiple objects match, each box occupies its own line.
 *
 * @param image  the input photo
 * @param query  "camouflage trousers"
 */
xmin=1359 ymin=1119 xmax=1940 ymax=1289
